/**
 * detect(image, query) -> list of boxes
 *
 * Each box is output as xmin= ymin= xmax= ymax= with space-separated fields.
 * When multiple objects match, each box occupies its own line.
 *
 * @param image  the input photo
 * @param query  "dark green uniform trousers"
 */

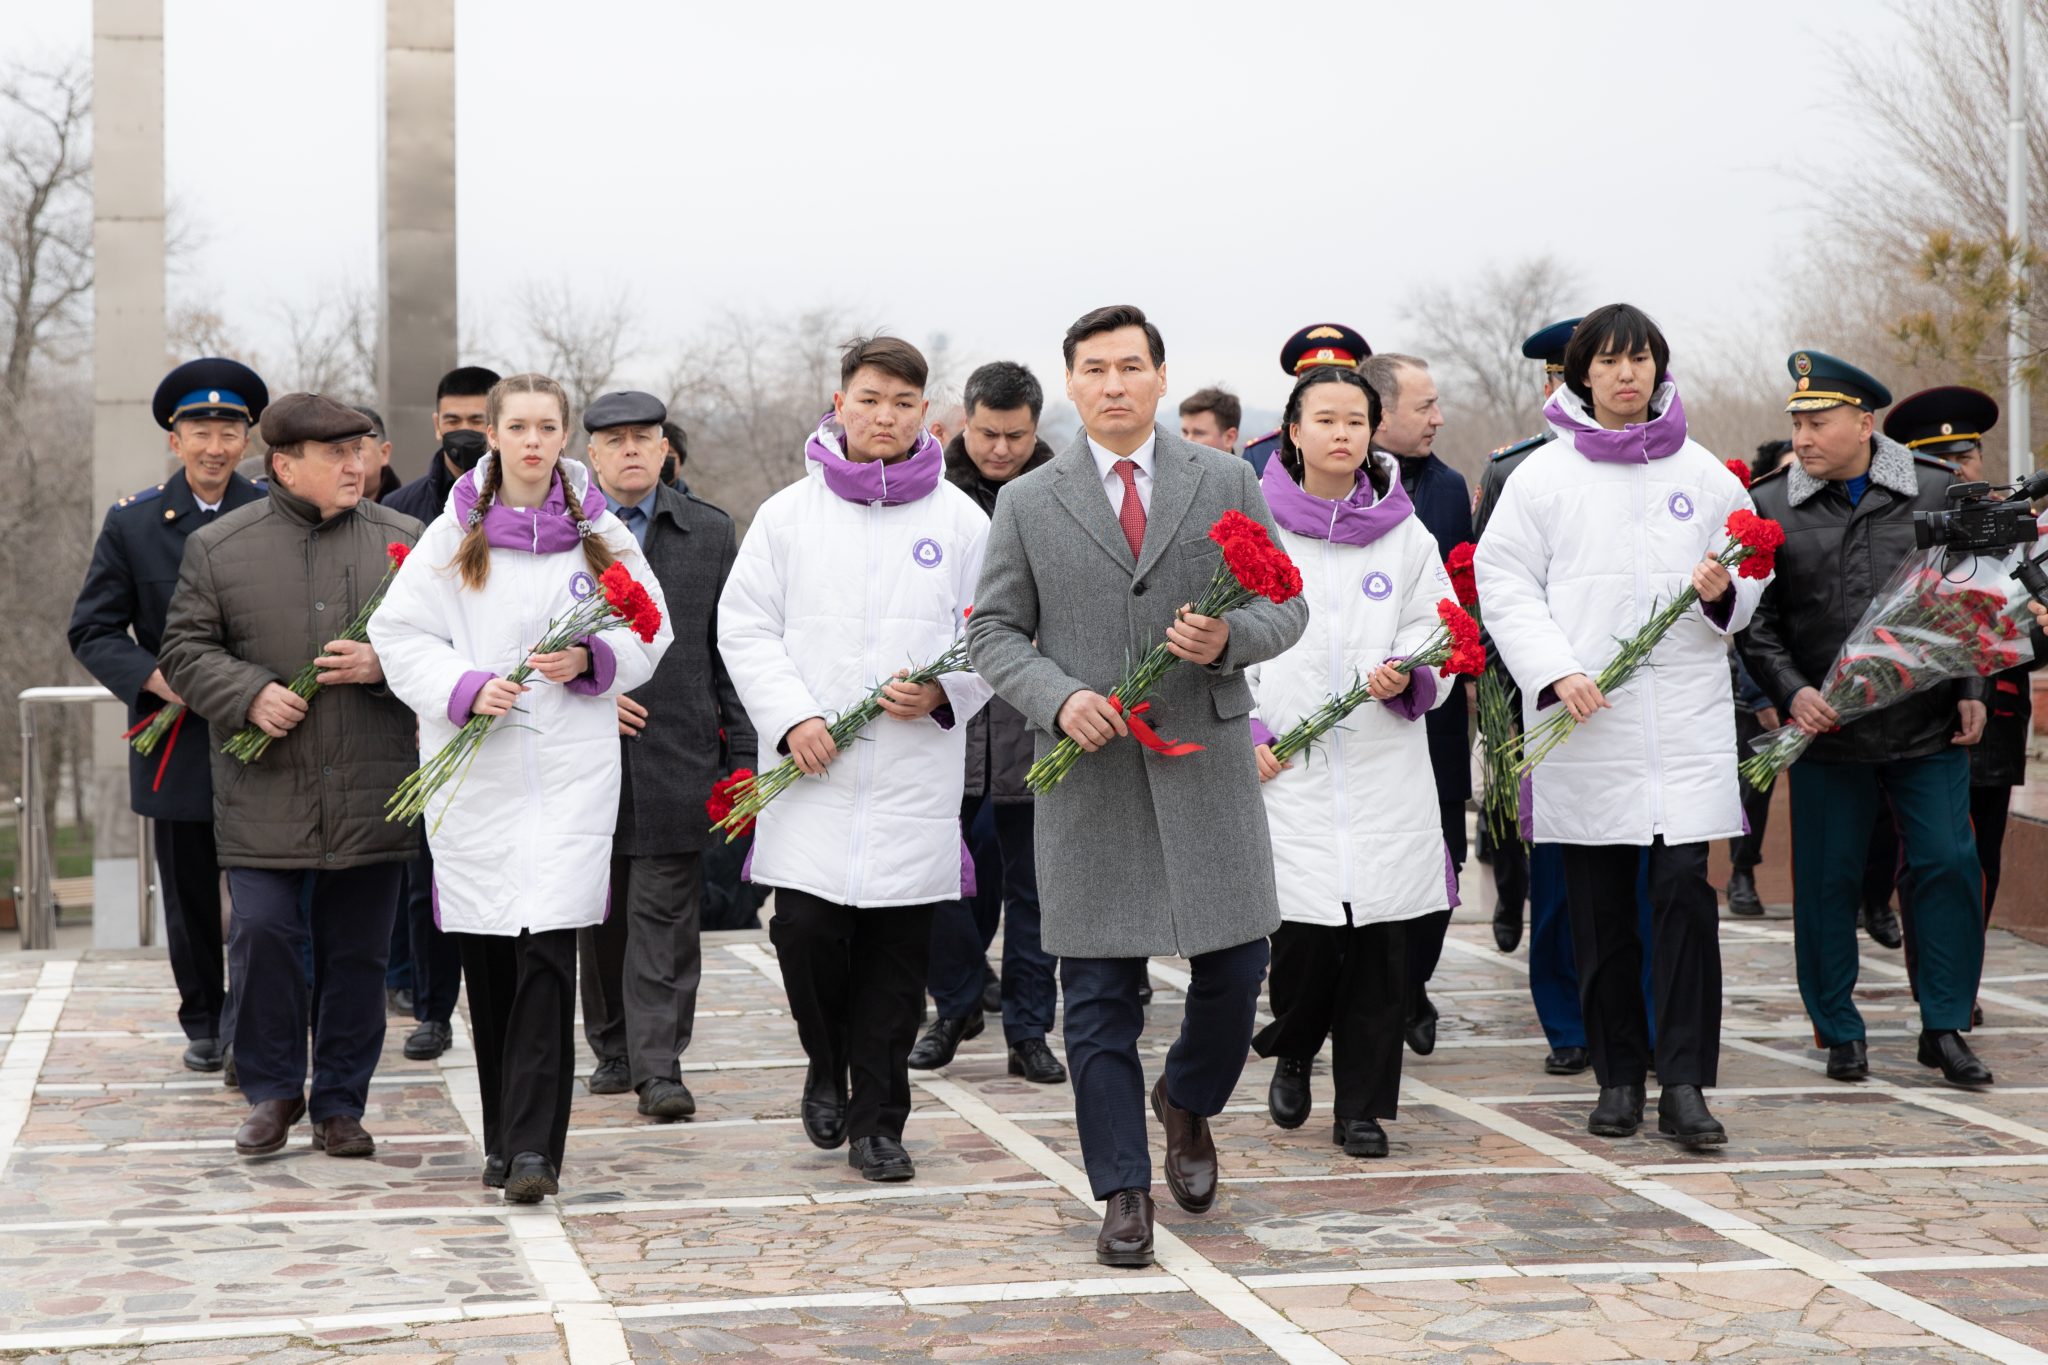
xmin=1788 ymin=749 xmax=1983 ymax=1043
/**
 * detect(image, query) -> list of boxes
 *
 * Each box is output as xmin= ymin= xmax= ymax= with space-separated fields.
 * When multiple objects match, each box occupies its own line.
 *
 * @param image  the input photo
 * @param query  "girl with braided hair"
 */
xmin=371 ymin=373 xmax=672 ymax=1202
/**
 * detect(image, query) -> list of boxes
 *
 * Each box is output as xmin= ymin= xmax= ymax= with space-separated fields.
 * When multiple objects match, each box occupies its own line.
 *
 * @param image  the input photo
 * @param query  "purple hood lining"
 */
xmin=450 ymin=453 xmax=608 ymax=553
xmin=1544 ymin=378 xmax=1688 ymax=464
xmin=806 ymin=418 xmax=945 ymax=506
xmin=1260 ymin=452 xmax=1414 ymax=546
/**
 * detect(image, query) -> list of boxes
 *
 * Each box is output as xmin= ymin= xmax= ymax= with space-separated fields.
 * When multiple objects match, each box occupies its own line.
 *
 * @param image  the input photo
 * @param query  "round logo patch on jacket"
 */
xmin=911 ymin=538 xmax=944 ymax=569
xmin=1362 ymin=571 xmax=1393 ymax=600
xmin=569 ymin=570 xmax=596 ymax=600
xmin=1667 ymin=491 xmax=1696 ymax=522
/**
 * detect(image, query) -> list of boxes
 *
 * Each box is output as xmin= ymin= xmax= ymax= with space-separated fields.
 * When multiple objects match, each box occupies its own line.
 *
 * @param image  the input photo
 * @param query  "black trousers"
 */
xmin=226 ymin=863 xmax=401 ymax=1120
xmin=402 ymin=845 xmax=462 ymax=1024
xmin=155 ymin=819 xmax=225 ymax=1041
xmin=1254 ymin=916 xmax=1408 ymax=1122
xmin=769 ymin=889 xmax=936 ymax=1142
xmin=1560 ymin=839 xmax=1720 ymax=1090
xmin=458 ymin=928 xmax=577 ymax=1171
xmin=928 ymin=799 xmax=1057 ymax=1042
xmin=577 ymin=852 xmax=703 ymax=1086
xmin=1061 ymin=937 xmax=1268 ymax=1199
xmin=1730 ymin=709 xmax=1775 ymax=873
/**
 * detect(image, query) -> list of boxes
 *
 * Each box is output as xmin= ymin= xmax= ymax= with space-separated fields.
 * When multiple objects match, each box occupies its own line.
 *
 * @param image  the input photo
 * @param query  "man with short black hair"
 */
xmin=1178 ymin=387 xmax=1240 ymax=454
xmin=355 ymin=406 xmax=400 ymax=501
xmin=910 ymin=360 xmax=1063 ymax=1083
xmin=380 ymin=365 xmax=500 ymax=1061
xmin=970 ymin=304 xmax=1308 ymax=1267
xmin=1361 ymin=353 xmax=1472 ymax=1060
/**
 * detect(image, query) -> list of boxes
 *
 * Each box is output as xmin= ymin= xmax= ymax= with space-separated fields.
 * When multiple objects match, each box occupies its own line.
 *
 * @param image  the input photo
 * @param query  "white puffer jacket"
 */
xmin=1475 ymin=381 xmax=1766 ymax=846
xmin=718 ymin=425 xmax=991 ymax=908
xmin=1249 ymin=454 xmax=1457 ymax=928
xmin=370 ymin=454 xmax=672 ymax=935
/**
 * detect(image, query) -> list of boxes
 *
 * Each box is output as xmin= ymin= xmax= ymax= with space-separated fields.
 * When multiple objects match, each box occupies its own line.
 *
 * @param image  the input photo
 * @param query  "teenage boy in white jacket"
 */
xmin=718 ymin=336 xmax=990 ymax=1184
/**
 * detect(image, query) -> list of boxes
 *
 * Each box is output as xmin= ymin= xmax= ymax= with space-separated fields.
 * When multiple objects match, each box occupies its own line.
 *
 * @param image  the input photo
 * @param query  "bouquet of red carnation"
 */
xmin=710 ymin=630 xmax=970 ymax=840
xmin=1445 ymin=541 xmax=1478 ymax=611
xmin=705 ymin=768 xmax=756 ymax=838
xmin=222 ymin=542 xmax=412 ymax=763
xmin=1516 ymin=509 xmax=1784 ymax=776
xmin=1740 ymin=549 xmax=2036 ymax=790
xmin=389 ymin=560 xmax=664 ymax=828
xmin=1266 ymin=599 xmax=1483 ymax=765
xmin=122 ymin=701 xmax=189 ymax=793
xmin=1725 ymin=459 xmax=1753 ymax=490
xmin=1026 ymin=510 xmax=1304 ymax=793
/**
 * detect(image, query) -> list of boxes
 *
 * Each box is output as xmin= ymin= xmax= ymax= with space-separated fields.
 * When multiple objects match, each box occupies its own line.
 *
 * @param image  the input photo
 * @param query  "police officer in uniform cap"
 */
xmin=67 ymin=357 xmax=269 ymax=1072
xmin=1738 ymin=352 xmax=1993 ymax=1087
xmin=1882 ymin=386 xmax=2045 ymax=1023
xmin=1240 ymin=323 xmax=1371 ymax=476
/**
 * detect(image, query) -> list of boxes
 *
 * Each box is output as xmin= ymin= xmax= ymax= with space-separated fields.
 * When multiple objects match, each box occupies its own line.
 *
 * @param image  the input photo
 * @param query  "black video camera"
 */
xmin=1913 ymin=469 xmax=2048 ymax=605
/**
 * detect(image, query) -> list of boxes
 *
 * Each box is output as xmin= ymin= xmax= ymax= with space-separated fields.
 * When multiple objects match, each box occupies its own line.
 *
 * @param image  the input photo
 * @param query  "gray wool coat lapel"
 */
xmin=1051 ymin=431 xmax=1138 ymax=571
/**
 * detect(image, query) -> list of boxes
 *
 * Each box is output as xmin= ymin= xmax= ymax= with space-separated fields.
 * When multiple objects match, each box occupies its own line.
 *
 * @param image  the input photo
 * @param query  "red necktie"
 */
xmin=1114 ymin=459 xmax=1146 ymax=560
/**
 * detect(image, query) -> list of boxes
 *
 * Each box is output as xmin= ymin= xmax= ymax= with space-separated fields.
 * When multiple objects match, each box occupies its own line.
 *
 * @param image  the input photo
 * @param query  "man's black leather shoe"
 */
xmin=182 ymin=1036 xmax=224 ymax=1072
xmin=907 ymin=1011 xmax=984 ymax=1069
xmin=1657 ymin=1084 xmax=1727 ymax=1149
xmin=1007 ymin=1038 xmax=1066 ymax=1084
xmin=1268 ymin=1057 xmax=1312 ymax=1130
xmin=503 ymin=1152 xmax=558 ymax=1203
xmin=1492 ymin=900 xmax=1524 ymax=952
xmin=1863 ymin=900 xmax=1903 ymax=949
xmin=1404 ymin=992 xmax=1439 ymax=1057
xmin=638 ymin=1077 xmax=696 ymax=1120
xmin=1332 ymin=1117 xmax=1388 ymax=1158
xmin=849 ymin=1134 xmax=915 ymax=1182
xmin=1095 ymin=1188 xmax=1155 ymax=1267
xmin=587 ymin=1056 xmax=631 ymax=1094
xmin=482 ymin=1154 xmax=507 ymax=1188
xmin=1726 ymin=868 xmax=1764 ymax=917
xmin=801 ymin=1062 xmax=848 ymax=1149
xmin=1587 ymin=1084 xmax=1645 ymax=1137
xmin=1545 ymin=1046 xmax=1590 ymax=1076
xmin=403 ymin=1020 xmax=452 ymax=1061
xmin=1919 ymin=1029 xmax=1993 ymax=1087
xmin=1826 ymin=1040 xmax=1869 ymax=1081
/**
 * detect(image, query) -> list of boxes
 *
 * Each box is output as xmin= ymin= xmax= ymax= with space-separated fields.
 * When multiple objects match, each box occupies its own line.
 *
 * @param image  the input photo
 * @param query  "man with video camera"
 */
xmin=1737 ymin=352 xmax=1993 ymax=1089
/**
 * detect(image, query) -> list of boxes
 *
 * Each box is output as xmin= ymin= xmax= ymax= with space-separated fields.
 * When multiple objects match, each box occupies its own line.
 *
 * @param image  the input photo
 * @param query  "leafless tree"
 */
xmin=0 ymin=59 xmax=91 ymax=409
xmin=271 ymin=283 xmax=378 ymax=400
xmin=519 ymin=280 xmax=633 ymax=410
xmin=1402 ymin=254 xmax=1583 ymax=467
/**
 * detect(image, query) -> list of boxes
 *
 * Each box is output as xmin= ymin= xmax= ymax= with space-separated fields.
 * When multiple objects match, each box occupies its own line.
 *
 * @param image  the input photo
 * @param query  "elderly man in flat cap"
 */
xmin=574 ymin=390 xmax=755 ymax=1121
xmin=160 ymin=393 xmax=424 ymax=1159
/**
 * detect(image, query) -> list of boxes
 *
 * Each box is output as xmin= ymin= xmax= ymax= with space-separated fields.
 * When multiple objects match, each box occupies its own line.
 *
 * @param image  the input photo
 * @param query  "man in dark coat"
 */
xmin=1737 ymin=352 xmax=1991 ymax=1089
xmin=575 ymin=391 xmax=755 ymax=1120
xmin=1360 ymin=353 xmax=1472 ymax=1058
xmin=67 ymin=358 xmax=269 ymax=1073
xmin=376 ymin=365 xmax=498 ymax=1060
xmin=159 ymin=393 xmax=422 ymax=1158
xmin=907 ymin=362 xmax=1062 ymax=1083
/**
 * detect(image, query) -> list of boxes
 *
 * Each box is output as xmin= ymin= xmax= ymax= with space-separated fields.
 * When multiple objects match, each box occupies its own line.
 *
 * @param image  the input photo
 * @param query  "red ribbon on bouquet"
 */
xmin=1110 ymin=696 xmax=1204 ymax=757
xmin=122 ymin=705 xmax=188 ymax=792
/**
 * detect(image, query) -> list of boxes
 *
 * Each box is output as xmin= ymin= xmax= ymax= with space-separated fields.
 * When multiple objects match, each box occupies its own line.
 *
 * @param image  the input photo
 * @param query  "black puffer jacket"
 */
xmin=946 ymin=434 xmax=1053 ymax=803
xmin=1737 ymin=434 xmax=1988 ymax=765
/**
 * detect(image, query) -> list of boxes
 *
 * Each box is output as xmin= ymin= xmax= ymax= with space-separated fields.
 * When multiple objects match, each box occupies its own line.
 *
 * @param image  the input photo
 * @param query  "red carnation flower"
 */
xmin=1445 ymin=541 xmax=1478 ymax=609
xmin=1209 ymin=510 xmax=1304 ymax=605
xmin=387 ymin=541 xmax=410 ymax=569
xmin=706 ymin=769 xmax=756 ymax=837
xmin=1725 ymin=459 xmax=1752 ymax=490
xmin=1723 ymin=509 xmax=1785 ymax=580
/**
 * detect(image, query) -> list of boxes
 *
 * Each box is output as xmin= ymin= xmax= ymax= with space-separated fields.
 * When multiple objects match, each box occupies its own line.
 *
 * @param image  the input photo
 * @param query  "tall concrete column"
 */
xmin=377 ymin=0 xmax=457 ymax=478
xmin=90 ymin=0 xmax=167 ymax=948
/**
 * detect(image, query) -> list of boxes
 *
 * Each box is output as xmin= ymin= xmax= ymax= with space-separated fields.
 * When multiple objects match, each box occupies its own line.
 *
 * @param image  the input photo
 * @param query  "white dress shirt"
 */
xmin=1087 ymin=431 xmax=1156 ymax=517
xmin=195 ymin=495 xmax=223 ymax=513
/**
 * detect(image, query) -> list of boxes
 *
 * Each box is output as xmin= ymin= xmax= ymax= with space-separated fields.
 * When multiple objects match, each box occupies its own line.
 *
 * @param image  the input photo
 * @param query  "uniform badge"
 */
xmin=1306 ymin=326 xmax=1344 ymax=341
xmin=569 ymin=570 xmax=596 ymax=601
xmin=1794 ymin=353 xmax=1812 ymax=377
xmin=1797 ymin=377 xmax=1810 ymax=392
xmin=164 ymin=508 xmax=175 ymax=520
xmin=1941 ymin=422 xmax=1954 ymax=435
xmin=1667 ymin=490 xmax=1696 ymax=521
xmin=912 ymin=538 xmax=943 ymax=569
xmin=1361 ymin=571 xmax=1393 ymax=601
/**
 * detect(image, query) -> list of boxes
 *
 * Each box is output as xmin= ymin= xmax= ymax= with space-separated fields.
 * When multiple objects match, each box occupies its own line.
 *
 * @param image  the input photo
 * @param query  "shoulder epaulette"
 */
xmin=1913 ymin=454 xmax=1961 ymax=473
xmin=114 ymin=482 xmax=167 ymax=510
xmin=1750 ymin=463 xmax=1791 ymax=486
xmin=1245 ymin=428 xmax=1282 ymax=448
xmin=1489 ymin=431 xmax=1554 ymax=462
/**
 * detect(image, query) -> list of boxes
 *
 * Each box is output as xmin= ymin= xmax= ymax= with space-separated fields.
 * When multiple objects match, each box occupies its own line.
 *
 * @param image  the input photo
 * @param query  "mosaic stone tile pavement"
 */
xmin=10 ymin=904 xmax=2048 ymax=1363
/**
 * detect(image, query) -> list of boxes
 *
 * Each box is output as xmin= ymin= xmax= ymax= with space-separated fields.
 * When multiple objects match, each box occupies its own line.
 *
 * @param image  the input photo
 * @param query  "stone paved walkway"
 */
xmin=9 ymin=901 xmax=2048 ymax=1363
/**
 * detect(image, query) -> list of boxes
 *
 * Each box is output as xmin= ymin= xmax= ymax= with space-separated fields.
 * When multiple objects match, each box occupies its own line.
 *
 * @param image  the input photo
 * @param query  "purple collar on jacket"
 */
xmin=805 ymin=418 xmax=944 ymax=505
xmin=1544 ymin=378 xmax=1688 ymax=464
xmin=450 ymin=455 xmax=607 ymax=553
xmin=1259 ymin=451 xmax=1413 ymax=547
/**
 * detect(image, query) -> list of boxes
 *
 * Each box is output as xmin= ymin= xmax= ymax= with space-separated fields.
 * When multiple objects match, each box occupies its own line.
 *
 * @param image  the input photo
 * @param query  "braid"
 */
xmin=571 ymin=470 xmax=618 ymax=578
xmin=453 ymin=455 xmax=502 ymax=591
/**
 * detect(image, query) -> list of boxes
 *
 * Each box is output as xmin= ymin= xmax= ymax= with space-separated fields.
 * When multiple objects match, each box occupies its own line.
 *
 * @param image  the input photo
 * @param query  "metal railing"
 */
xmin=14 ymin=686 xmax=154 ymax=950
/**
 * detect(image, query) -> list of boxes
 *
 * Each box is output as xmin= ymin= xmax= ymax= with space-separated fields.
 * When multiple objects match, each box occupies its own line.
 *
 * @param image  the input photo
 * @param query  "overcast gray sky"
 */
xmin=8 ymin=0 xmax=1910 ymax=426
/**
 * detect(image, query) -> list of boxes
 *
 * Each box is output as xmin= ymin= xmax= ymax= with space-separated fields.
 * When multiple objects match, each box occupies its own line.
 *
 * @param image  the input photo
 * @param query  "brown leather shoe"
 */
xmin=1150 ymin=1076 xmax=1217 ymax=1214
xmin=311 ymin=1114 xmax=376 ymax=1157
xmin=233 ymin=1095 xmax=306 ymax=1156
xmin=1095 ymin=1187 xmax=1155 ymax=1267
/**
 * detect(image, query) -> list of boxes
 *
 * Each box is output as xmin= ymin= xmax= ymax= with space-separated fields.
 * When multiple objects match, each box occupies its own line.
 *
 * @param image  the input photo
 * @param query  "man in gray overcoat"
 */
xmin=968 ymin=305 xmax=1308 ymax=1267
